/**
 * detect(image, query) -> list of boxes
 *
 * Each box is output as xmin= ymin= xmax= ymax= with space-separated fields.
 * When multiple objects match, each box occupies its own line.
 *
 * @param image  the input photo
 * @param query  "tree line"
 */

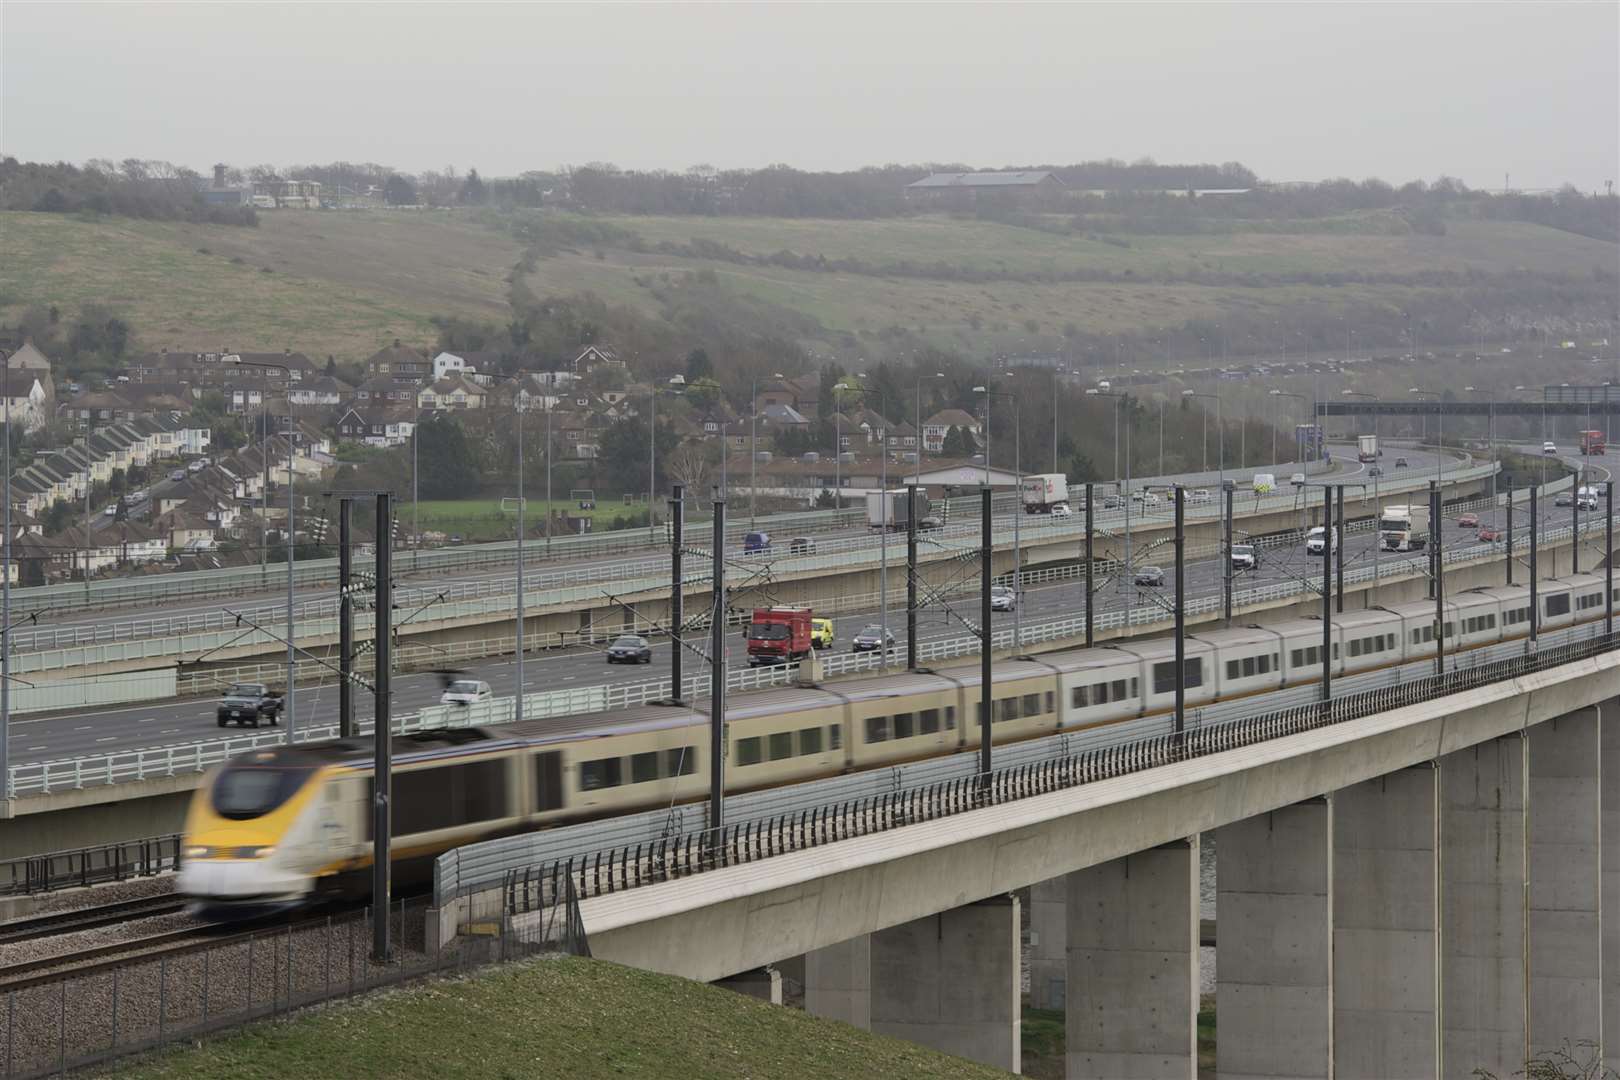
xmin=0 ymin=158 xmax=258 ymax=226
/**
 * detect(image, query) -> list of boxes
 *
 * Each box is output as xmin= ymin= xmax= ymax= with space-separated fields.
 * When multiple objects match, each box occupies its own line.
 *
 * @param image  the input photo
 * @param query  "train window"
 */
xmin=866 ymin=716 xmax=890 ymax=743
xmin=1023 ymin=693 xmax=1041 ymax=716
xmin=1348 ymin=640 xmax=1361 ymax=658
xmin=893 ymin=713 xmax=915 ymax=739
xmin=535 ymin=752 xmax=563 ymax=811
xmin=999 ymin=698 xmax=1019 ymax=722
xmin=580 ymin=758 xmax=623 ymax=791
xmin=1545 ymin=594 xmax=1571 ymax=617
xmin=945 ymin=707 xmax=956 ymax=730
xmin=977 ymin=702 xmax=987 ymax=725
xmin=920 ymin=709 xmax=940 ymax=734
xmin=1226 ymin=660 xmax=1239 ymax=680
xmin=799 ymin=727 xmax=822 ymax=755
xmin=736 ymin=737 xmax=763 ymax=766
xmin=211 ymin=765 xmax=314 ymax=821
xmin=631 ymin=752 xmax=660 ymax=784
xmin=1152 ymin=659 xmax=1203 ymax=693
xmin=769 ymin=732 xmax=793 ymax=760
xmin=665 ymin=748 xmax=697 ymax=777
xmin=829 ymin=724 xmax=843 ymax=750
xmin=1045 ymin=691 xmax=1055 ymax=714
xmin=390 ymin=760 xmax=509 ymax=835
xmin=1073 ymin=686 xmax=1090 ymax=708
xmin=1259 ymin=655 xmax=1272 ymax=673
xmin=1290 ymin=648 xmax=1304 ymax=667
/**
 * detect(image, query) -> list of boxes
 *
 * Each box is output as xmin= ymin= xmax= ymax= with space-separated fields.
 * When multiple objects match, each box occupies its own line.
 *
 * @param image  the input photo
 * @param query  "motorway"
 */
xmin=10 ymin=447 xmax=1604 ymax=767
xmin=15 ymin=444 xmax=1453 ymax=647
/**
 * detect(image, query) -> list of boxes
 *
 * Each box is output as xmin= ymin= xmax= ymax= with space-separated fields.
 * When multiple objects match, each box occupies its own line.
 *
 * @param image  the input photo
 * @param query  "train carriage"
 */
xmin=842 ymin=671 xmax=964 ymax=769
xmin=1104 ymin=636 xmax=1219 ymax=718
xmin=1270 ymin=617 xmax=1344 ymax=686
xmin=953 ymin=659 xmax=1066 ymax=750
xmin=1187 ymin=626 xmax=1286 ymax=699
xmin=1048 ymin=647 xmax=1147 ymax=731
xmin=1332 ymin=609 xmax=1406 ymax=675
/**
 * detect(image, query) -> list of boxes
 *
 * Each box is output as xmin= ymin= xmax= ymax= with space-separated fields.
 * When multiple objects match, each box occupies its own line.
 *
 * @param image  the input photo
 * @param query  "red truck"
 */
xmin=746 ymin=606 xmax=813 ymax=666
xmin=1580 ymin=430 xmax=1606 ymax=456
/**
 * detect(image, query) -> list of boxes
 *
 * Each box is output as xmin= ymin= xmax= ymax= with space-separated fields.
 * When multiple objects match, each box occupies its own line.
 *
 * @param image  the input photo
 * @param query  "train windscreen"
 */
xmin=211 ymin=765 xmax=315 ymax=820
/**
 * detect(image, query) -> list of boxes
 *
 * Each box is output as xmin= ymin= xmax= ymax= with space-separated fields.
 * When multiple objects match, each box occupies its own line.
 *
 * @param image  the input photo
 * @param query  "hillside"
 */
xmin=2 ymin=206 xmax=1612 ymax=368
xmin=108 ymin=955 xmax=1013 ymax=1080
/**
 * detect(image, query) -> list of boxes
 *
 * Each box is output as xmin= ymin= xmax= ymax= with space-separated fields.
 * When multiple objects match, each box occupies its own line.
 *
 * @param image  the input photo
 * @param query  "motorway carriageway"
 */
xmin=15 ymin=445 xmax=1452 ymax=647
xmin=12 ymin=471 xmax=1600 ymax=767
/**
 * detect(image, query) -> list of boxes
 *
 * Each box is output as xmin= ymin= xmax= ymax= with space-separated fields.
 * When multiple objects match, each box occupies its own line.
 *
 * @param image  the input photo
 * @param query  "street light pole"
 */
xmin=1182 ymin=390 xmax=1224 ymax=489
xmin=1 ymin=349 xmax=11 ymax=797
xmin=976 ymin=386 xmax=1022 ymax=647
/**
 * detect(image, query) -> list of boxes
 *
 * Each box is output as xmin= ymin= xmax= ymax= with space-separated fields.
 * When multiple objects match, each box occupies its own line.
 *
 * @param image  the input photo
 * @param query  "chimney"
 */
xmin=213 ymin=163 xmax=227 ymax=188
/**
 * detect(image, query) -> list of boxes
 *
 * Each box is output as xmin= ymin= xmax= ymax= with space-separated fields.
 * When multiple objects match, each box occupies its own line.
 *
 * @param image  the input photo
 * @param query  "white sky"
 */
xmin=3 ymin=1 xmax=1616 ymax=191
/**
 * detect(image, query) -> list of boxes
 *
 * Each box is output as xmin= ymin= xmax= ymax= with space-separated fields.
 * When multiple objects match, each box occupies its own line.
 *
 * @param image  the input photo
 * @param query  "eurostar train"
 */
xmin=179 ymin=574 xmax=1615 ymax=910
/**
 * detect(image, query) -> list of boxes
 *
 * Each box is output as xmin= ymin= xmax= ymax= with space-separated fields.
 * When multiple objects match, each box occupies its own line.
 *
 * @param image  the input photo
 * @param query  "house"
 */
xmin=287 ymin=375 xmax=351 ymax=408
xmin=571 ymin=345 xmax=624 ymax=376
xmin=57 ymin=391 xmax=136 ymax=434
xmin=417 ymin=374 xmax=488 ymax=411
xmin=364 ymin=340 xmax=431 ymax=384
xmin=889 ymin=420 xmax=919 ymax=452
xmin=0 ymin=372 xmax=52 ymax=434
xmin=758 ymin=403 xmax=810 ymax=431
xmin=153 ymin=509 xmax=219 ymax=551
xmin=353 ymin=375 xmax=419 ymax=407
xmin=921 ymin=409 xmax=983 ymax=454
xmin=904 ymin=171 xmax=1063 ymax=201
xmin=335 ymin=407 xmax=416 ymax=447
xmin=251 ymin=177 xmax=321 ymax=209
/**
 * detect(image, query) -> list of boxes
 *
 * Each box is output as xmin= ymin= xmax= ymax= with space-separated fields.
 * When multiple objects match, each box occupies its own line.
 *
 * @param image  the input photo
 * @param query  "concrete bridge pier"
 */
xmin=1027 ymin=877 xmax=1067 ymax=1010
xmin=1214 ymin=798 xmax=1333 ymax=1080
xmin=1065 ymin=837 xmax=1200 ymax=1079
xmin=1605 ymin=704 xmax=1620 ymax=1075
xmin=1332 ymin=764 xmax=1440 ymax=1080
xmin=1527 ymin=707 xmax=1603 ymax=1060
xmin=803 ymin=935 xmax=871 ymax=1029
xmin=1440 ymin=734 xmax=1527 ymax=1077
xmin=868 ymin=894 xmax=1022 ymax=1073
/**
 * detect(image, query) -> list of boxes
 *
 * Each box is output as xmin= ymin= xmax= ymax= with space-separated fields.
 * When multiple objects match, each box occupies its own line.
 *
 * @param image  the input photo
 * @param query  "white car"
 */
xmin=1230 ymin=544 xmax=1258 ymax=571
xmin=1543 ymin=441 xmax=1558 ymax=455
xmin=1305 ymin=526 xmax=1338 ymax=555
xmin=102 ymin=504 xmax=117 ymax=517
xmin=440 ymin=679 xmax=492 ymax=706
xmin=1050 ymin=502 xmax=1073 ymax=518
xmin=990 ymin=585 xmax=1017 ymax=611
xmin=1290 ymin=472 xmax=1307 ymax=487
xmin=1189 ymin=489 xmax=1211 ymax=504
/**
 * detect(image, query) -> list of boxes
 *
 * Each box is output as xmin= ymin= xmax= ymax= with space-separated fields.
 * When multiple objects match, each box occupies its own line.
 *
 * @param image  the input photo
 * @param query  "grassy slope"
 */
xmin=110 ymin=956 xmax=1012 ymax=1080
xmin=0 ymin=210 xmax=520 ymax=361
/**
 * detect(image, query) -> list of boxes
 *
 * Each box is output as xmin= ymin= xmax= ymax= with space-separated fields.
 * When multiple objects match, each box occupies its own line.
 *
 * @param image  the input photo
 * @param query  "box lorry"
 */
xmin=1021 ymin=473 xmax=1069 ymax=514
xmin=1379 ymin=504 xmax=1429 ymax=552
xmin=1357 ymin=435 xmax=1379 ymax=463
xmin=1580 ymin=430 xmax=1606 ymax=456
xmin=866 ymin=489 xmax=931 ymax=531
xmin=746 ymin=606 xmax=814 ymax=666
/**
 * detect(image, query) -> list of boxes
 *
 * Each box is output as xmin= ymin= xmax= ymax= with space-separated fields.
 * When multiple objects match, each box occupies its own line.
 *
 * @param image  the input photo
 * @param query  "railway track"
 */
xmin=0 ymin=895 xmax=187 ymax=946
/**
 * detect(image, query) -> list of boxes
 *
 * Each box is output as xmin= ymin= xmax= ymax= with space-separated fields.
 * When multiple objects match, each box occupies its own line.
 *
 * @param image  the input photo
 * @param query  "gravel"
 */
xmin=9 ymin=875 xmax=175 ymax=919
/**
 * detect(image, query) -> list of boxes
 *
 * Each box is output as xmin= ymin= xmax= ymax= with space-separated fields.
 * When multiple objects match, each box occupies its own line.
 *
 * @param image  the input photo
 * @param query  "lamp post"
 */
xmin=749 ymin=372 xmax=784 ymax=528
xmin=647 ymin=376 xmax=686 ymax=540
xmin=1268 ymin=389 xmax=1306 ymax=472
xmin=1 ymin=347 xmax=11 ymax=796
xmin=1087 ymin=388 xmax=1131 ymax=600
xmin=975 ymin=385 xmax=1023 ymax=646
xmin=226 ymin=357 xmax=296 ymax=741
xmin=1408 ymin=388 xmax=1443 ymax=492
xmin=916 ymin=371 xmax=944 ymax=468
xmin=1050 ymin=367 xmax=1067 ymax=474
xmin=1181 ymin=390 xmax=1224 ymax=489
xmin=836 ymin=382 xmax=894 ymax=665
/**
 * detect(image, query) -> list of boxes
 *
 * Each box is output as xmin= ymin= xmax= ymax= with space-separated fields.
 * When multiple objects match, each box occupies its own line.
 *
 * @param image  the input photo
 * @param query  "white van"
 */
xmin=1305 ymin=526 xmax=1339 ymax=555
xmin=1252 ymin=473 xmax=1276 ymax=495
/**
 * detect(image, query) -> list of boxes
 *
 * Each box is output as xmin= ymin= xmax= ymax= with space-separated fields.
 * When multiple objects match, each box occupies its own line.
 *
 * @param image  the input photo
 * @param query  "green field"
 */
xmin=114 ymin=955 xmax=1013 ymax=1080
xmin=406 ymin=497 xmax=652 ymax=541
xmin=2 ymin=205 xmax=1611 ymax=365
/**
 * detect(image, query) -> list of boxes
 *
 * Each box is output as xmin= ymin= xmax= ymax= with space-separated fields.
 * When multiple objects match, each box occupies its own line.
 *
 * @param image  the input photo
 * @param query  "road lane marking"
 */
xmin=96 ymin=737 xmax=116 ymax=743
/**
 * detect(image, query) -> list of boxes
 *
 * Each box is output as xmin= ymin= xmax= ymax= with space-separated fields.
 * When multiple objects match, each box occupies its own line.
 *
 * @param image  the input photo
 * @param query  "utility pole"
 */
xmin=669 ymin=484 xmax=683 ymax=703
xmin=979 ymin=487 xmax=993 ymax=789
xmin=1173 ymin=487 xmax=1185 ymax=739
xmin=1572 ymin=464 xmax=1580 ymax=575
xmin=1606 ymin=481 xmax=1614 ymax=639
xmin=372 ymin=491 xmax=392 ymax=963
xmin=1427 ymin=479 xmax=1439 ymax=600
xmin=906 ymin=485 xmax=918 ymax=671
xmin=338 ymin=498 xmax=354 ymax=738
xmin=1530 ymin=483 xmax=1540 ymax=646
xmin=1335 ymin=485 xmax=1344 ymax=613
xmin=1084 ymin=483 xmax=1094 ymax=647
xmin=1222 ymin=480 xmax=1234 ymax=627
xmin=1321 ymin=485 xmax=1332 ymax=703
xmin=1506 ymin=490 xmax=1514 ymax=586
xmin=708 ymin=491 xmax=726 ymax=842
xmin=2 ymin=349 xmax=11 ymax=798
xmin=1431 ymin=483 xmax=1445 ymax=676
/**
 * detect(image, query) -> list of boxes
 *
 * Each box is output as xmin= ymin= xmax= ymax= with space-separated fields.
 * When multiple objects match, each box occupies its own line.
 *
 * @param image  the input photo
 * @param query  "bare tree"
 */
xmin=666 ymin=439 xmax=715 ymax=493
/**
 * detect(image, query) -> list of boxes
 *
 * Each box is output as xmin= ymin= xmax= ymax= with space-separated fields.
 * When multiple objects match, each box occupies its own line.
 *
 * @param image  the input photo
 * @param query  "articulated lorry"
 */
xmin=1379 ymin=504 xmax=1430 ymax=552
xmin=866 ymin=490 xmax=932 ymax=531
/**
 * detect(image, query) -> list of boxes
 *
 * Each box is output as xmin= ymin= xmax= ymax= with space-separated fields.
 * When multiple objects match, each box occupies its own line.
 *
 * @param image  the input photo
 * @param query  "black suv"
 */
xmin=217 ymin=683 xmax=283 ymax=728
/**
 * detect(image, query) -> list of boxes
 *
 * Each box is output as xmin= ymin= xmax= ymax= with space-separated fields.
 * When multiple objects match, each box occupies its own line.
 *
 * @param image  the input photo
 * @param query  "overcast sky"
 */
xmin=3 ymin=2 xmax=1616 ymax=191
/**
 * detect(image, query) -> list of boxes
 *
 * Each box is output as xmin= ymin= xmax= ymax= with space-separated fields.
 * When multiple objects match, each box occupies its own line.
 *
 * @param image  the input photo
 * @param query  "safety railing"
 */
xmin=487 ymin=626 xmax=1616 ymax=912
xmin=10 ymin=499 xmax=1608 ymax=798
xmin=0 ymin=834 xmax=183 ymax=896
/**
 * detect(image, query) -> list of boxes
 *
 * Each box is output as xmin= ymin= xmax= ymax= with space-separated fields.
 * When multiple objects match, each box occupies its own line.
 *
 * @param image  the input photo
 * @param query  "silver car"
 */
xmin=990 ymin=585 xmax=1017 ymax=611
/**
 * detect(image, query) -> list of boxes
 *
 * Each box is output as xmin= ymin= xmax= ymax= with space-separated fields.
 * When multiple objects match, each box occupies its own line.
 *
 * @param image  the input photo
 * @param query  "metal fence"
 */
xmin=10 ymin=498 xmax=1607 ymax=799
xmin=493 ymin=626 xmax=1615 ymax=914
xmin=0 ymin=836 xmax=182 ymax=897
xmin=0 ymin=892 xmax=588 ymax=1080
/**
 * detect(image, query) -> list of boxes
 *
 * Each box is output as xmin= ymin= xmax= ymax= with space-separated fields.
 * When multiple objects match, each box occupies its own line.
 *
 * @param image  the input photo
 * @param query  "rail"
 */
xmin=11 ymin=498 xmax=1607 ymax=799
xmin=484 ymin=624 xmax=1616 ymax=913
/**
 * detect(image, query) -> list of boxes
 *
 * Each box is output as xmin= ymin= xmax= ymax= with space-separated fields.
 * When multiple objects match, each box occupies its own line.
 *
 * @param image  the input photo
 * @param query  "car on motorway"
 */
xmin=990 ymin=585 xmax=1017 ymax=611
xmin=216 ymin=683 xmax=283 ymax=728
xmin=1134 ymin=566 xmax=1165 ymax=587
xmin=1555 ymin=492 xmax=1573 ymax=507
xmin=102 ymin=504 xmax=117 ymax=517
xmin=1230 ymin=544 xmax=1258 ymax=571
xmin=1478 ymin=527 xmax=1503 ymax=543
xmin=810 ymin=618 xmax=835 ymax=649
xmin=918 ymin=515 xmax=944 ymax=531
xmin=1394 ymin=457 xmax=1409 ymax=469
xmin=1103 ymin=494 xmax=1124 ymax=510
xmin=449 ymin=535 xmax=464 ymax=546
xmin=788 ymin=536 xmax=816 ymax=555
xmin=1457 ymin=512 xmax=1479 ymax=528
xmin=744 ymin=531 xmax=771 ymax=553
xmin=851 ymin=624 xmax=895 ymax=652
xmin=440 ymin=679 xmax=492 ymax=706
xmin=1368 ymin=465 xmax=1384 ymax=478
xmin=605 ymin=635 xmax=653 ymax=664
xmin=1189 ymin=489 xmax=1211 ymax=505
xmin=1543 ymin=441 xmax=1558 ymax=455
xmin=1290 ymin=473 xmax=1307 ymax=487
xmin=1050 ymin=502 xmax=1073 ymax=518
